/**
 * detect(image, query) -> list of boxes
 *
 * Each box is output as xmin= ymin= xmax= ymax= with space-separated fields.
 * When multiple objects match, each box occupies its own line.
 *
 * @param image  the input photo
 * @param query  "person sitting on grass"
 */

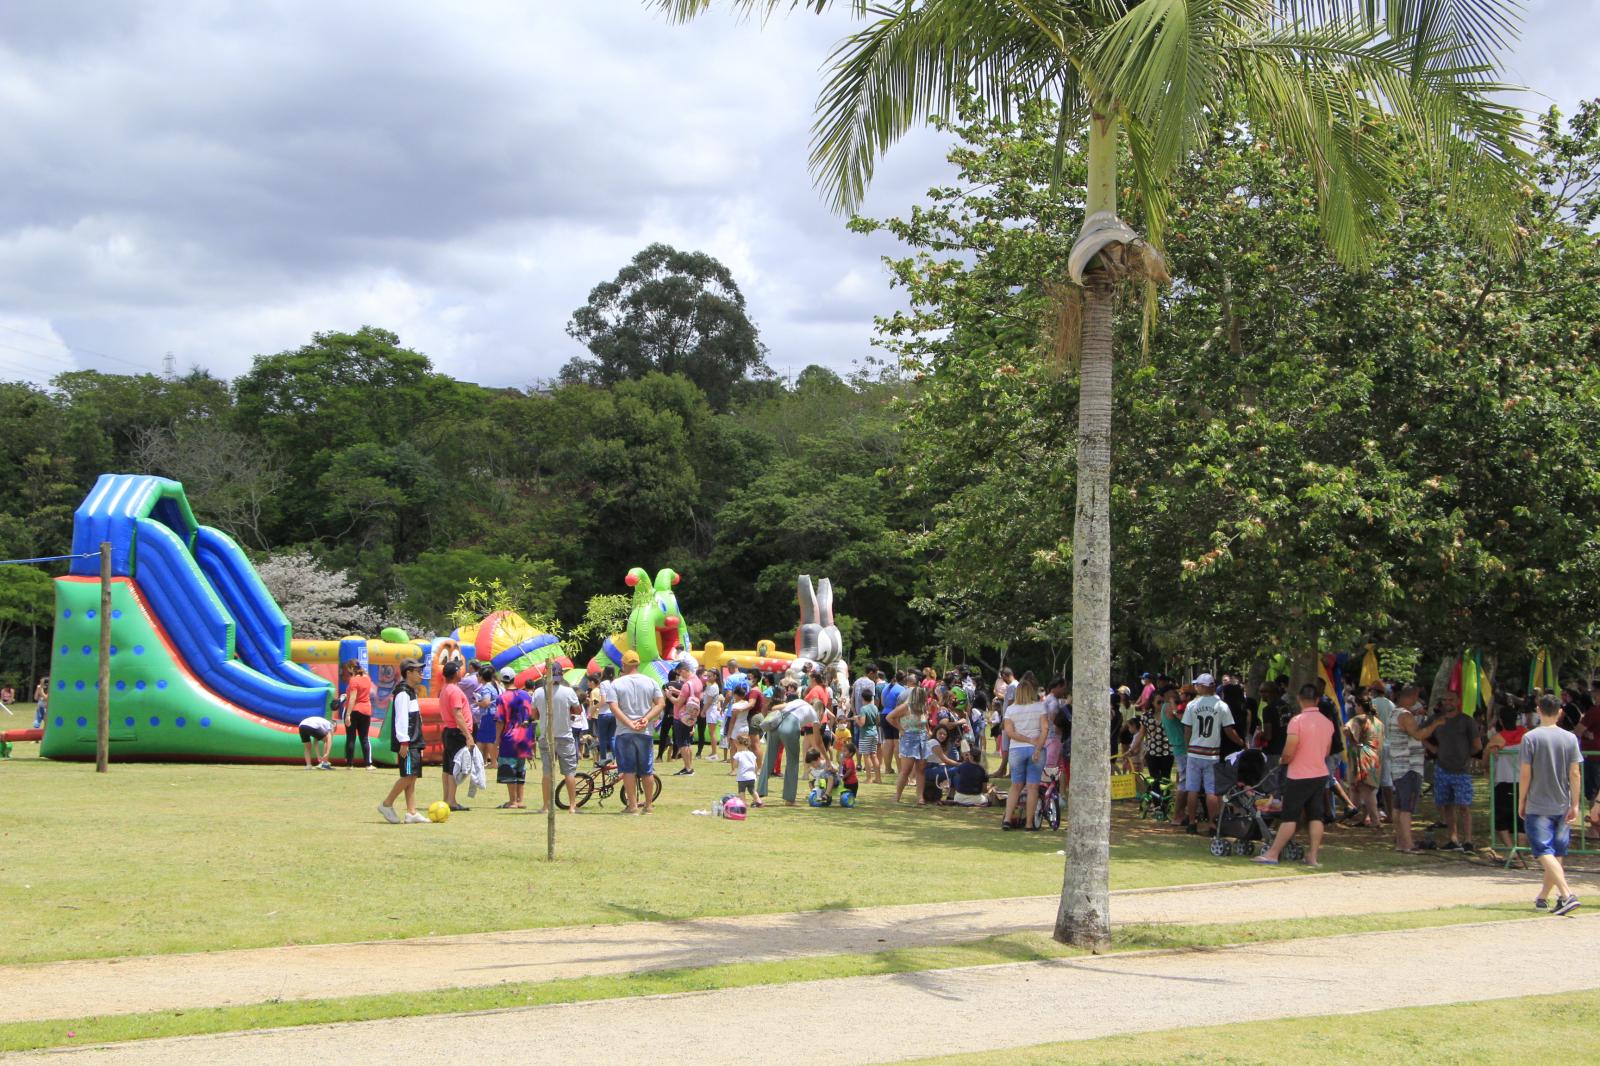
xmin=298 ymin=714 xmax=334 ymax=770
xmin=945 ymin=749 xmax=997 ymax=807
xmin=378 ymin=660 xmax=428 ymax=824
xmin=1254 ymin=683 xmax=1334 ymax=868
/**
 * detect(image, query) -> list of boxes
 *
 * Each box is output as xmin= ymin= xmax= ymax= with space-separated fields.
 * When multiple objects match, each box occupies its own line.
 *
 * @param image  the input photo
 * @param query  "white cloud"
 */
xmin=0 ymin=1 xmax=1593 ymax=389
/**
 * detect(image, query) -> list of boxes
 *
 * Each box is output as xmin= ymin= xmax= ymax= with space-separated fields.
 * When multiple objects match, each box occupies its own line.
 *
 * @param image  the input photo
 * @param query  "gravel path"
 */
xmin=6 ymin=865 xmax=1589 ymax=1024
xmin=12 ymin=917 xmax=1597 ymax=1065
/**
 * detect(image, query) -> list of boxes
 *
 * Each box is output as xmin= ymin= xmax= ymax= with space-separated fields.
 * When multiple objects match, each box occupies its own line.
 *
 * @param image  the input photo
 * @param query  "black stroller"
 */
xmin=1209 ymin=751 xmax=1301 ymax=860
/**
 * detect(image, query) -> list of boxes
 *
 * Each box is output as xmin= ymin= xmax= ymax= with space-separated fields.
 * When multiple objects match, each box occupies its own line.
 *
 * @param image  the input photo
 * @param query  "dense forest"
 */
xmin=4 ymin=99 xmax=1600 ymax=689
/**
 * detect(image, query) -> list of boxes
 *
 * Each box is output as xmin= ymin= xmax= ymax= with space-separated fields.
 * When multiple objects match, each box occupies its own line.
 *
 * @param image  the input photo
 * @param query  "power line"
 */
xmin=0 ymin=322 xmax=162 ymax=374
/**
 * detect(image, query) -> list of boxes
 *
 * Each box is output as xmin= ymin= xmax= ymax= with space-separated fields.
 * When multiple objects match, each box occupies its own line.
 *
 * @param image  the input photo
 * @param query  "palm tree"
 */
xmin=655 ymin=0 xmax=1525 ymax=949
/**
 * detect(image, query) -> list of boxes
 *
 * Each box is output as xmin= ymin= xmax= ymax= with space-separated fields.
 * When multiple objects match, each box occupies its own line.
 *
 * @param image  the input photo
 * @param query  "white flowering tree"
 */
xmin=256 ymin=550 xmax=382 ymax=640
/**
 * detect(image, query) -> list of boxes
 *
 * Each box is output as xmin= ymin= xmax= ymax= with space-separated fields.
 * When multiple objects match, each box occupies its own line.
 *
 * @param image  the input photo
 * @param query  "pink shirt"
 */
xmin=439 ymin=683 xmax=472 ymax=733
xmin=1285 ymin=709 xmax=1334 ymax=779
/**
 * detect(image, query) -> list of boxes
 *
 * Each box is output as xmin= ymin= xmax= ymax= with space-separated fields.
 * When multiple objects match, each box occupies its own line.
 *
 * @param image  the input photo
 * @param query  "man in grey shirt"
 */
xmin=532 ymin=675 xmax=582 ymax=815
xmin=1520 ymin=694 xmax=1583 ymax=915
xmin=1416 ymin=692 xmax=1481 ymax=851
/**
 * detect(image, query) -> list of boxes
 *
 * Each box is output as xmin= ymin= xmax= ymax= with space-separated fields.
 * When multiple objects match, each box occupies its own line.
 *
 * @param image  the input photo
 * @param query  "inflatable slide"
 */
xmin=41 ymin=474 xmax=336 ymax=762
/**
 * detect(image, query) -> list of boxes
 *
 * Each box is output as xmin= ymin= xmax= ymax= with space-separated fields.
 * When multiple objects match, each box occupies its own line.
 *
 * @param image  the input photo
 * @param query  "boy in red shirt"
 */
xmin=438 ymin=660 xmax=473 ymax=812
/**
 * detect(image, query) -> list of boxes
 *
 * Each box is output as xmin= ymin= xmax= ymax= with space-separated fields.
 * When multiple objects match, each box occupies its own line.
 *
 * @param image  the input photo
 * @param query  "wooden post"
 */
xmin=541 ymin=666 xmax=557 ymax=861
xmin=96 ymin=542 xmax=111 ymax=773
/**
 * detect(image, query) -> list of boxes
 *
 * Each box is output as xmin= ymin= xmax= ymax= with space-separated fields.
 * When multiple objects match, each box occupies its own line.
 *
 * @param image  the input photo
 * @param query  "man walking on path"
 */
xmin=611 ymin=650 xmax=665 ymax=815
xmin=1255 ymin=683 xmax=1335 ymax=867
xmin=1522 ymin=694 xmax=1583 ymax=915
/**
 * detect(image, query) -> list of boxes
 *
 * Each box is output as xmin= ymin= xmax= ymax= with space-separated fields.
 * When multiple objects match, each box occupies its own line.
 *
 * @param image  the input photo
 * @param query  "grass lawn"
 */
xmin=0 ymin=746 xmax=1419 ymax=964
xmin=909 ymin=988 xmax=1600 ymax=1065
xmin=0 ymin=905 xmax=1546 ymax=1053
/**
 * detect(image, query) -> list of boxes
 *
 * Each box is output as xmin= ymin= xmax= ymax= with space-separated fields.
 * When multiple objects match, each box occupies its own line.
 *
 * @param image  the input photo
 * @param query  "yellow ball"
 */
xmin=426 ymin=801 xmax=451 ymax=823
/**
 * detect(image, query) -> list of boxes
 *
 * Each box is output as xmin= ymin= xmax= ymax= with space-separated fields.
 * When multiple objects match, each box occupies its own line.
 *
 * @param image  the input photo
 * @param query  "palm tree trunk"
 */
xmin=1055 ymin=109 xmax=1119 ymax=952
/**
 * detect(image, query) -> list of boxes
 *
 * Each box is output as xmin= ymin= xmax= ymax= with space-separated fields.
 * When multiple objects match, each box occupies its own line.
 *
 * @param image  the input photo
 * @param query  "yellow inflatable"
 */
xmin=697 ymin=639 xmax=796 ymax=672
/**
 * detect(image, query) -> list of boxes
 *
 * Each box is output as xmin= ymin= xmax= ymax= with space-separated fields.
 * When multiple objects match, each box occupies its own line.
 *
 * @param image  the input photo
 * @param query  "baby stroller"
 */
xmin=1209 ymin=752 xmax=1299 ymax=859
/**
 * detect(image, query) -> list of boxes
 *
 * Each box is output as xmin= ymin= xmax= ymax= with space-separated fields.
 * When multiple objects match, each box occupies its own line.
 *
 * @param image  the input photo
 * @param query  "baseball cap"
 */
xmin=400 ymin=659 xmax=422 ymax=674
xmin=498 ymin=667 xmax=516 ymax=683
xmin=1194 ymin=673 xmax=1216 ymax=687
xmin=621 ymin=650 xmax=641 ymax=666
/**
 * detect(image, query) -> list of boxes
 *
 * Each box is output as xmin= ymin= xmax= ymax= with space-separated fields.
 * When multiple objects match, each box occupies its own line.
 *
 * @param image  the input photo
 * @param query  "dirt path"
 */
xmin=13 ymin=917 xmax=1598 ymax=1065
xmin=5 ymin=865 xmax=1589 ymax=1025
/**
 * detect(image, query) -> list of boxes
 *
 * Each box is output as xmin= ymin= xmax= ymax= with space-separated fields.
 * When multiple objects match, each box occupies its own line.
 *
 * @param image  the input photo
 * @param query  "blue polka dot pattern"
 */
xmin=135 ymin=681 xmax=147 ymax=691
xmin=124 ymin=716 xmax=135 ymax=727
xmin=199 ymin=717 xmax=211 ymax=728
xmin=56 ymin=680 xmax=65 ymax=691
xmin=109 ymin=646 xmax=118 ymax=656
xmin=156 ymin=680 xmax=168 ymax=690
xmin=112 ymin=609 xmax=122 ymax=619
xmin=62 ymin=609 xmax=71 ymax=619
xmin=54 ymin=716 xmax=63 ymax=727
xmin=74 ymin=680 xmax=85 ymax=691
xmin=81 ymin=646 xmax=92 ymax=656
xmin=133 ymin=645 xmax=145 ymax=656
xmin=115 ymin=680 xmax=126 ymax=692
xmin=149 ymin=717 xmax=160 ymax=727
xmin=76 ymin=717 xmax=87 ymax=727
xmin=175 ymin=717 xmax=186 ymax=728
xmin=60 ymin=645 xmax=69 ymax=656
xmin=86 ymin=609 xmax=96 ymax=620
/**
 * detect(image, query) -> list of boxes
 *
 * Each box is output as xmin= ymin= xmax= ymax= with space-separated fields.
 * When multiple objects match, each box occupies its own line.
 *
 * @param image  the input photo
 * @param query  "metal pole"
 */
xmin=542 ymin=666 xmax=557 ymax=860
xmin=96 ymin=542 xmax=111 ymax=773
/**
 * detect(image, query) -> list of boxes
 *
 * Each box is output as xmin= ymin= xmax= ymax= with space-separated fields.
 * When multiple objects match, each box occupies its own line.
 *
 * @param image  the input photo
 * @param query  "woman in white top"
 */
xmin=1002 ymin=674 xmax=1049 ymax=830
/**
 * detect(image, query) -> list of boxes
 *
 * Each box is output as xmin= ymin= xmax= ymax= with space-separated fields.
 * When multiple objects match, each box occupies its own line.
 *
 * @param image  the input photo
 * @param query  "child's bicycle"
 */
xmin=1030 ymin=771 xmax=1063 ymax=831
xmin=556 ymin=760 xmax=662 ymax=809
xmin=1135 ymin=769 xmax=1172 ymax=821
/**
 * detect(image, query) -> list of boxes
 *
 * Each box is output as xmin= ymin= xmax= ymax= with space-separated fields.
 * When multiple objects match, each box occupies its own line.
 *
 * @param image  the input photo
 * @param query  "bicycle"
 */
xmin=556 ymin=761 xmax=662 ymax=809
xmin=1031 ymin=770 xmax=1063 ymax=831
xmin=1135 ymin=770 xmax=1172 ymax=821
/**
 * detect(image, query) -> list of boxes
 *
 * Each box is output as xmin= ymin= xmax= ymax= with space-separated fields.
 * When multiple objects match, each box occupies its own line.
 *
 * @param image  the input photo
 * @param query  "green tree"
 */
xmin=397 ymin=549 xmax=568 ymax=633
xmin=563 ymin=243 xmax=772 ymax=411
xmin=660 ymin=0 xmax=1526 ymax=949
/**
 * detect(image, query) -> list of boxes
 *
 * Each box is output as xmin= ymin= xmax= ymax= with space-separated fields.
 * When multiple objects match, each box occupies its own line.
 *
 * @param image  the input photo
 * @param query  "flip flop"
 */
xmin=496 ymin=802 xmax=514 ymax=809
xmin=1251 ymin=856 xmax=1279 ymax=865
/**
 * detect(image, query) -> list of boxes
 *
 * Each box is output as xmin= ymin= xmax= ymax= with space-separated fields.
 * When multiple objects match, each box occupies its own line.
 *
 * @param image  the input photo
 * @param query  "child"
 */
xmin=840 ymin=742 xmax=860 ymax=801
xmin=378 ymin=660 xmax=428 ymax=823
xmin=834 ymin=715 xmax=853 ymax=760
xmin=298 ymin=714 xmax=334 ymax=770
xmin=805 ymin=748 xmax=840 ymax=802
xmin=733 ymin=734 xmax=764 ymax=807
xmin=855 ymin=688 xmax=881 ymax=784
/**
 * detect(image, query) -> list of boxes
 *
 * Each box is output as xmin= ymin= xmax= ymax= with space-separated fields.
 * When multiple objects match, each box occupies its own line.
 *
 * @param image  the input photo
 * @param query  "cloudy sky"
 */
xmin=0 ymin=1 xmax=1596 ymax=388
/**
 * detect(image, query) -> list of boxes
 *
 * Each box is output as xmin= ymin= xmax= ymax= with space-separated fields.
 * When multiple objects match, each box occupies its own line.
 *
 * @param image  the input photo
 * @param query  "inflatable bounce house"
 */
xmin=39 ymin=474 xmax=576 ymax=765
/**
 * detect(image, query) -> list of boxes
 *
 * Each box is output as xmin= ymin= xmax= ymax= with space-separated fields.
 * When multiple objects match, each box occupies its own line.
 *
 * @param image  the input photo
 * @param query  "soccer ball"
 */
xmin=426 ymin=801 xmax=451 ymax=823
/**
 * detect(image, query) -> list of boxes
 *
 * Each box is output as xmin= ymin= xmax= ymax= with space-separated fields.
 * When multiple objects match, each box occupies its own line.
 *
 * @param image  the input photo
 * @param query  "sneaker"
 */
xmin=1461 ymin=840 xmax=1475 ymax=851
xmin=1535 ymin=897 xmax=1549 ymax=910
xmin=673 ymin=769 xmax=690 ymax=776
xmin=1441 ymin=841 xmax=1463 ymax=852
xmin=448 ymin=803 xmax=470 ymax=812
xmin=404 ymin=812 xmax=429 ymax=824
xmin=1554 ymin=896 xmax=1583 ymax=917
xmin=365 ymin=764 xmax=375 ymax=771
xmin=377 ymin=804 xmax=400 ymax=824
xmin=317 ymin=762 xmax=333 ymax=770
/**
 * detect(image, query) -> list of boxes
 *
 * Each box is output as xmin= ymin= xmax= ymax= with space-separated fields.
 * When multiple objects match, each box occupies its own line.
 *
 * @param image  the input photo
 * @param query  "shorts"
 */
xmin=496 ymin=756 xmax=527 ymax=784
xmin=737 ymin=780 xmax=755 ymax=795
xmin=672 ymin=720 xmax=694 ymax=750
xmin=1281 ymin=775 xmax=1330 ymax=826
xmin=299 ymin=724 xmax=328 ymax=744
xmin=1393 ymin=770 xmax=1422 ymax=813
xmin=1434 ymin=769 xmax=1474 ymax=807
xmin=898 ymin=732 xmax=925 ymax=759
xmin=857 ymin=733 xmax=879 ymax=755
xmin=881 ymin=719 xmax=899 ymax=742
xmin=1009 ymin=744 xmax=1043 ymax=785
xmin=1174 ymin=757 xmax=1189 ymax=791
xmin=1494 ymin=782 xmax=1517 ymax=832
xmin=1525 ymin=813 xmax=1571 ymax=858
xmin=614 ymin=730 xmax=655 ymax=777
xmin=396 ymin=748 xmax=423 ymax=778
xmin=441 ymin=728 xmax=469 ymax=776
xmin=551 ymin=734 xmax=578 ymax=776
xmin=1185 ymin=755 xmax=1219 ymax=796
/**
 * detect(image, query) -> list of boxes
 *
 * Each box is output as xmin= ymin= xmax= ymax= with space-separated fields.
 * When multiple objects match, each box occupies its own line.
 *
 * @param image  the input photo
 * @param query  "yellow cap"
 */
xmin=621 ymin=650 xmax=641 ymax=666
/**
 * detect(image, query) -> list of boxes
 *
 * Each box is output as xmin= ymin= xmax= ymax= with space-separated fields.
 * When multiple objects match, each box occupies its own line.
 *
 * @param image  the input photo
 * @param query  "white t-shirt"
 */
xmin=1182 ymin=695 xmax=1234 ymax=761
xmin=1004 ymin=700 xmax=1048 ymax=746
xmin=299 ymin=716 xmax=332 ymax=736
xmin=597 ymin=679 xmax=618 ymax=717
xmin=733 ymin=750 xmax=758 ymax=782
xmin=532 ymin=684 xmax=579 ymax=739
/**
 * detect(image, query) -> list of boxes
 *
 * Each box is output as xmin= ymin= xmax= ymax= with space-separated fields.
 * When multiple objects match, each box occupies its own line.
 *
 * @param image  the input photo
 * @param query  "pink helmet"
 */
xmin=722 ymin=796 xmax=748 ymax=821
